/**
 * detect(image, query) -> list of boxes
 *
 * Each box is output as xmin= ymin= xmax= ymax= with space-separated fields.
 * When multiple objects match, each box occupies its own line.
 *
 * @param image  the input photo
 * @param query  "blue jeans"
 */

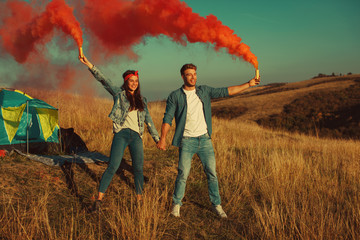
xmin=173 ymin=133 xmax=221 ymax=206
xmin=99 ymin=128 xmax=144 ymax=194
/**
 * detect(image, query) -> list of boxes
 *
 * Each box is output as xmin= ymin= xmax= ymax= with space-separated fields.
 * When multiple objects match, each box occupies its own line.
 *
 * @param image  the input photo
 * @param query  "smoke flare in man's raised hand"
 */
xmin=82 ymin=0 xmax=258 ymax=68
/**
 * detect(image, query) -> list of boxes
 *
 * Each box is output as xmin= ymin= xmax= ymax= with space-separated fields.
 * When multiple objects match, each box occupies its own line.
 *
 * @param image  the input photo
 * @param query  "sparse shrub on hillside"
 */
xmin=257 ymin=82 xmax=360 ymax=139
xmin=312 ymin=72 xmax=346 ymax=78
xmin=313 ymin=73 xmax=330 ymax=78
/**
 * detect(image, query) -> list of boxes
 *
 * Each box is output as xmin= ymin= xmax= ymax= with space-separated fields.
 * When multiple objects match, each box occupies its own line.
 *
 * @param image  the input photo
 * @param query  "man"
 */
xmin=157 ymin=63 xmax=260 ymax=218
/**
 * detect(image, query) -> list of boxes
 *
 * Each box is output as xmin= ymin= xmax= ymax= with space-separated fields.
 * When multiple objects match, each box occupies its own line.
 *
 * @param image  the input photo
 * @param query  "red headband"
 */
xmin=124 ymin=71 xmax=139 ymax=81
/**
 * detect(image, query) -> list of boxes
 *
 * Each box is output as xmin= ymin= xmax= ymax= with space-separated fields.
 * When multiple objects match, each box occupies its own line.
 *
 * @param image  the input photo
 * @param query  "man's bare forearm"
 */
xmin=228 ymin=82 xmax=251 ymax=96
xmin=160 ymin=123 xmax=171 ymax=139
xmin=228 ymin=77 xmax=260 ymax=96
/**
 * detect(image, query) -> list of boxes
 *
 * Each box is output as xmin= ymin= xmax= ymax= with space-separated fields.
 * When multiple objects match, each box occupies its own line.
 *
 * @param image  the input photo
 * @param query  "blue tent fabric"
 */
xmin=0 ymin=90 xmax=56 ymax=109
xmin=0 ymin=89 xmax=59 ymax=151
xmin=0 ymin=89 xmax=30 ymax=107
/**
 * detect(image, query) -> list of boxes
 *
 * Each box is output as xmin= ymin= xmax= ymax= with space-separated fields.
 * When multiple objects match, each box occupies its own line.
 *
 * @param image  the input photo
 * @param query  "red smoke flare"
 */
xmin=47 ymin=0 xmax=83 ymax=47
xmin=83 ymin=0 xmax=258 ymax=69
xmin=0 ymin=0 xmax=258 ymax=93
xmin=0 ymin=0 xmax=83 ymax=63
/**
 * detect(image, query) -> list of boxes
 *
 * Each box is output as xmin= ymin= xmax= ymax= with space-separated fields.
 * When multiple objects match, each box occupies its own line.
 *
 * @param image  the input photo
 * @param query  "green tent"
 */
xmin=0 ymin=88 xmax=59 ymax=153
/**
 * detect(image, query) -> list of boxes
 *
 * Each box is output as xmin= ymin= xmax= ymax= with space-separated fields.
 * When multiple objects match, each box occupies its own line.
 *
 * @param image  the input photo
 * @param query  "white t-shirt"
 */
xmin=113 ymin=110 xmax=140 ymax=134
xmin=183 ymin=88 xmax=208 ymax=137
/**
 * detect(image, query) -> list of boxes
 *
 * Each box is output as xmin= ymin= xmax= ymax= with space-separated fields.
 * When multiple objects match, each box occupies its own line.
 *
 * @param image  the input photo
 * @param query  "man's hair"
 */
xmin=122 ymin=70 xmax=144 ymax=111
xmin=180 ymin=63 xmax=197 ymax=76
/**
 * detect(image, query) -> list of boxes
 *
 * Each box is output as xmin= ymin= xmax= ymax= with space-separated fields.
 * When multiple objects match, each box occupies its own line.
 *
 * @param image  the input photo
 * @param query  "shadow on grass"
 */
xmin=60 ymin=159 xmax=150 ymax=213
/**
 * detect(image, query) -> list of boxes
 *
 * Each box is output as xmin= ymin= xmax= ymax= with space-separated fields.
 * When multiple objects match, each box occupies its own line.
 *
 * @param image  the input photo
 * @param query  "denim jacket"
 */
xmin=163 ymin=85 xmax=229 ymax=147
xmin=89 ymin=66 xmax=160 ymax=142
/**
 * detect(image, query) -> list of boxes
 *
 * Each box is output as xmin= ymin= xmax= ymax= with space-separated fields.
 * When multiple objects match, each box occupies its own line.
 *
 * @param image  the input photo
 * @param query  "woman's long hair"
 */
xmin=122 ymin=70 xmax=144 ymax=111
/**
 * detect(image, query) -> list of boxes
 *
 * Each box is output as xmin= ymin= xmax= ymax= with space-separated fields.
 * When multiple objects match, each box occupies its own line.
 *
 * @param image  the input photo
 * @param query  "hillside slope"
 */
xmin=212 ymin=74 xmax=360 ymax=139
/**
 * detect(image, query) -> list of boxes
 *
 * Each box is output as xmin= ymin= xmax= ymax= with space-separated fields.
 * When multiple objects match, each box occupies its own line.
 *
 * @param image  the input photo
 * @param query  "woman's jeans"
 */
xmin=173 ymin=133 xmax=221 ymax=206
xmin=99 ymin=128 xmax=144 ymax=195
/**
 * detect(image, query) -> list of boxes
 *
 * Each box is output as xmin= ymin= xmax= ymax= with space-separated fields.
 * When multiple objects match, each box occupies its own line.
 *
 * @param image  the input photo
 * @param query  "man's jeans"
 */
xmin=173 ymin=133 xmax=221 ymax=206
xmin=99 ymin=128 xmax=144 ymax=194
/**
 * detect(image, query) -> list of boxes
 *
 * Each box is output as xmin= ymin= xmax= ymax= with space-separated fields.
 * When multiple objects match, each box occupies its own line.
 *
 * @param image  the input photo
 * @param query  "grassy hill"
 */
xmin=212 ymin=74 xmax=360 ymax=139
xmin=1 ymin=80 xmax=360 ymax=239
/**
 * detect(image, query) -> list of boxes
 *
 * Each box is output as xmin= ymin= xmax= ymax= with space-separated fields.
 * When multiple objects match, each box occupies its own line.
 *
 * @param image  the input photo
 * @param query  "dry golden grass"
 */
xmin=1 ymin=86 xmax=360 ymax=239
xmin=211 ymin=117 xmax=360 ymax=239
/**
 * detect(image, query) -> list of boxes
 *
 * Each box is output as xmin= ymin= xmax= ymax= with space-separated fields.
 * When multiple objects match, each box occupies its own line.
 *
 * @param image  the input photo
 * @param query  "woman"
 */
xmin=79 ymin=55 xmax=160 ymax=210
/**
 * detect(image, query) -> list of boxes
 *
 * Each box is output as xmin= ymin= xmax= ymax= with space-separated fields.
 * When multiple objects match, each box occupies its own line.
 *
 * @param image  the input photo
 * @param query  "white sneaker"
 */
xmin=214 ymin=205 xmax=227 ymax=218
xmin=171 ymin=204 xmax=181 ymax=217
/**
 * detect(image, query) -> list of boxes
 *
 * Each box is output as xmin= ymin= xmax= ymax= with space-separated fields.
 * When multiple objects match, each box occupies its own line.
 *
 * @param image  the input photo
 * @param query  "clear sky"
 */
xmin=1 ymin=0 xmax=359 ymax=101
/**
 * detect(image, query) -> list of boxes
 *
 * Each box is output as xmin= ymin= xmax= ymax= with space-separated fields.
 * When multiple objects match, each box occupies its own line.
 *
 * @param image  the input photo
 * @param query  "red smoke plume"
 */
xmin=0 ymin=0 xmax=258 ymax=92
xmin=0 ymin=0 xmax=82 ymax=63
xmin=82 ymin=0 xmax=258 ymax=68
xmin=1 ymin=0 xmax=257 ymax=67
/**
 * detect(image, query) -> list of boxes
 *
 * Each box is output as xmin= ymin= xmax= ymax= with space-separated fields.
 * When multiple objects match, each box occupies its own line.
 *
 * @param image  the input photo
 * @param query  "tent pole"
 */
xmin=26 ymin=100 xmax=29 ymax=154
xmin=57 ymin=101 xmax=62 ymax=153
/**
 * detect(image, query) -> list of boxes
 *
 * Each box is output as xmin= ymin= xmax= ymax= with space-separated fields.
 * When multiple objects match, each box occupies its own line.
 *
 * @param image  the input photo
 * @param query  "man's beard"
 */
xmin=184 ymin=79 xmax=196 ymax=88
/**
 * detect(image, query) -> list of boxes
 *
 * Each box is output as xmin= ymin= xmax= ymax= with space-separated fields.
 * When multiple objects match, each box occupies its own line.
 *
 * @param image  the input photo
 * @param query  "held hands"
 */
xmin=156 ymin=138 xmax=167 ymax=151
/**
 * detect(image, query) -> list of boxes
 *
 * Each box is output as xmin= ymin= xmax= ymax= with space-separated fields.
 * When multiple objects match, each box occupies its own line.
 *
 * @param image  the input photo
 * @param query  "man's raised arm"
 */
xmin=228 ymin=76 xmax=260 ymax=96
